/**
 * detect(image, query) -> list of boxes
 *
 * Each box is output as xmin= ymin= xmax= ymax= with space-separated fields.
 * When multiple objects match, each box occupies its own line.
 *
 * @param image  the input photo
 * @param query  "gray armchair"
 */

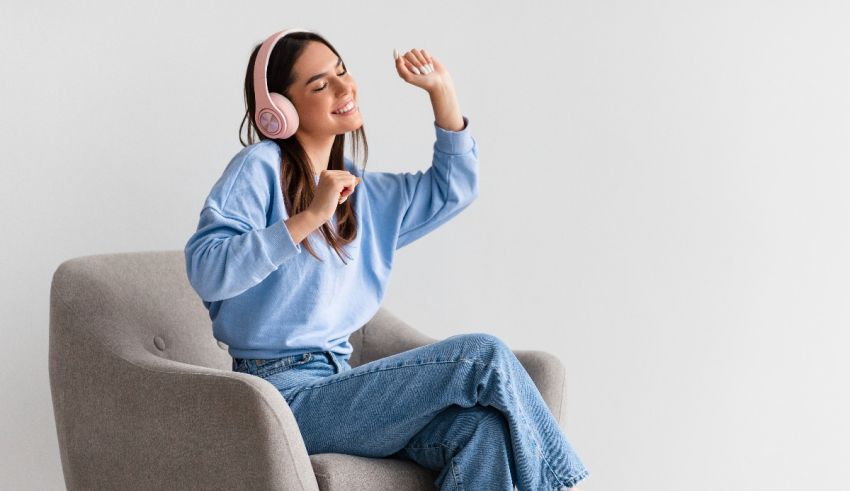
xmin=49 ymin=251 xmax=572 ymax=490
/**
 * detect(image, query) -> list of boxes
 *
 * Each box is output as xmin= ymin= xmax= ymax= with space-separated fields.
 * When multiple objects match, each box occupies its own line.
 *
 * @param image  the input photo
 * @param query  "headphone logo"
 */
xmin=258 ymin=110 xmax=280 ymax=134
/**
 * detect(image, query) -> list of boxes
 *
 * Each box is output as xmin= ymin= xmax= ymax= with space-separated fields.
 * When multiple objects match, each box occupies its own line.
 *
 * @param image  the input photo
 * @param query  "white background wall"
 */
xmin=2 ymin=1 xmax=848 ymax=489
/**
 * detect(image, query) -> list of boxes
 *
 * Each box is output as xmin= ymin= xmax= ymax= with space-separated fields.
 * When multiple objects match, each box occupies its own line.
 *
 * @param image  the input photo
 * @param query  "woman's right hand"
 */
xmin=307 ymin=170 xmax=361 ymax=223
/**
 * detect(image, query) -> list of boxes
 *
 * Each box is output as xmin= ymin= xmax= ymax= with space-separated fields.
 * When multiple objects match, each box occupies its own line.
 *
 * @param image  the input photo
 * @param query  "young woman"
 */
xmin=184 ymin=28 xmax=589 ymax=490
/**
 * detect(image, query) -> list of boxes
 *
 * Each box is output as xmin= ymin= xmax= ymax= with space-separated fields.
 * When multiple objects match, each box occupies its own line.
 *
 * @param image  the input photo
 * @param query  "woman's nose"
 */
xmin=335 ymin=80 xmax=354 ymax=95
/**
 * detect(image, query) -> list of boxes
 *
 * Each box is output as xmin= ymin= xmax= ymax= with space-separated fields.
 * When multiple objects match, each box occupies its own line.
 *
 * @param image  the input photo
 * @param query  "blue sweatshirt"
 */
xmin=184 ymin=116 xmax=478 ymax=360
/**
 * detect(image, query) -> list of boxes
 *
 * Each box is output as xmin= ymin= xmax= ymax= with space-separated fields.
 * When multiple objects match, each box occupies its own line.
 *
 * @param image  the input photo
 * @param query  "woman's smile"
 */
xmin=332 ymin=104 xmax=358 ymax=116
xmin=332 ymin=100 xmax=358 ymax=115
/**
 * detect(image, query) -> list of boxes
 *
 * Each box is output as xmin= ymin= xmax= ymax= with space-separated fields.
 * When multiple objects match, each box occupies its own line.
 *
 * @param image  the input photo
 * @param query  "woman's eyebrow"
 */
xmin=305 ymin=57 xmax=343 ymax=86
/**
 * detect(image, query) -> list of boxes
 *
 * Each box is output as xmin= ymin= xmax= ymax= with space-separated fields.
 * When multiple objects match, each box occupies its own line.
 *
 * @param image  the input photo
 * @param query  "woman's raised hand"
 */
xmin=307 ymin=170 xmax=361 ymax=223
xmin=394 ymin=47 xmax=452 ymax=93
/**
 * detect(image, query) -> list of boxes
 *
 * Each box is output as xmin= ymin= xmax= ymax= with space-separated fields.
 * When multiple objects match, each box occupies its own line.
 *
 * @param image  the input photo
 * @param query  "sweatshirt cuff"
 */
xmin=260 ymin=219 xmax=302 ymax=266
xmin=434 ymin=115 xmax=473 ymax=154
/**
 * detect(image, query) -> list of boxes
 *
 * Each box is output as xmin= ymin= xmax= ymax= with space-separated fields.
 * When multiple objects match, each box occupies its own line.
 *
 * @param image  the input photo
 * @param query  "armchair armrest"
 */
xmin=51 ymin=347 xmax=320 ymax=491
xmin=351 ymin=307 xmax=439 ymax=366
xmin=512 ymin=349 xmax=569 ymax=430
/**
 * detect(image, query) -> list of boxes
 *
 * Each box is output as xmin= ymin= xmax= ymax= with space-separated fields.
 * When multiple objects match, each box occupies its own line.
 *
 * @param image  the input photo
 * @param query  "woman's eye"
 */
xmin=313 ymin=69 xmax=348 ymax=92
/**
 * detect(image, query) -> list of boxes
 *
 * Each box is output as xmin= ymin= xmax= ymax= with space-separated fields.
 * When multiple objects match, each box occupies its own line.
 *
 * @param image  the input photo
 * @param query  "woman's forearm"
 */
xmin=284 ymin=209 xmax=324 ymax=244
xmin=429 ymin=83 xmax=465 ymax=132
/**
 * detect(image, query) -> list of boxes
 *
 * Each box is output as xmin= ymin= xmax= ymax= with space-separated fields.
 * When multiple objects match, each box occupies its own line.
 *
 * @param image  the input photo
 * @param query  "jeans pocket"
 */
xmin=264 ymin=359 xmax=337 ymax=401
xmin=254 ymin=352 xmax=314 ymax=378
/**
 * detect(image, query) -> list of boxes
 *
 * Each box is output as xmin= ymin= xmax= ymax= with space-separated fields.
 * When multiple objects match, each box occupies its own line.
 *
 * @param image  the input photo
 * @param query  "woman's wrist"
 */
xmin=429 ymin=82 xmax=464 ymax=132
xmin=284 ymin=209 xmax=324 ymax=244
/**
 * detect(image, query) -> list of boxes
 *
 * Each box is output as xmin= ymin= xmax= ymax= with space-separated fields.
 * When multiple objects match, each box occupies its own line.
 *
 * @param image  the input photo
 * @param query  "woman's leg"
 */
xmin=391 ymin=404 xmax=517 ymax=491
xmin=272 ymin=333 xmax=589 ymax=490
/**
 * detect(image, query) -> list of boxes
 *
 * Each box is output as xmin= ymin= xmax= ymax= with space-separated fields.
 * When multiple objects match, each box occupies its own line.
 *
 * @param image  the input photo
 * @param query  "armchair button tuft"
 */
xmin=153 ymin=336 xmax=165 ymax=351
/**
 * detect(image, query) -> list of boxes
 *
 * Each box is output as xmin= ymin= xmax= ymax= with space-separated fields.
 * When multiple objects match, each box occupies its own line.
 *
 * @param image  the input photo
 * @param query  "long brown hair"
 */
xmin=239 ymin=31 xmax=368 ymax=264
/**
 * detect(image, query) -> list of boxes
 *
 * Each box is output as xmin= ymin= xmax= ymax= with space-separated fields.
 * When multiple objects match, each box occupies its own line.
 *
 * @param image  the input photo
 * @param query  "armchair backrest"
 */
xmin=49 ymin=250 xmax=385 ymax=371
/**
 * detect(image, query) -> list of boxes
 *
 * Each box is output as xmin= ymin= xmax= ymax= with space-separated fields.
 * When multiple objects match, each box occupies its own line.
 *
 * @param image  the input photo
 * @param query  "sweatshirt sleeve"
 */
xmin=366 ymin=115 xmax=479 ymax=250
xmin=184 ymin=150 xmax=302 ymax=303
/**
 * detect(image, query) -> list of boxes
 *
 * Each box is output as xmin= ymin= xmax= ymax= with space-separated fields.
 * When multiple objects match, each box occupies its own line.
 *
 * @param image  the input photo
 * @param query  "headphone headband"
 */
xmin=253 ymin=27 xmax=315 ymax=139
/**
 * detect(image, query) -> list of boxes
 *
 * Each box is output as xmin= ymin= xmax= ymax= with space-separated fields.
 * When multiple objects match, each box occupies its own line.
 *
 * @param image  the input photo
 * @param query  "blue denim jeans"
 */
xmin=232 ymin=333 xmax=589 ymax=490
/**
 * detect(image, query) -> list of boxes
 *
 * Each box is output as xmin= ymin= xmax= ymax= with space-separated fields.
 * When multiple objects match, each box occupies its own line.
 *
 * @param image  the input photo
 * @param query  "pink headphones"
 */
xmin=253 ymin=27 xmax=315 ymax=139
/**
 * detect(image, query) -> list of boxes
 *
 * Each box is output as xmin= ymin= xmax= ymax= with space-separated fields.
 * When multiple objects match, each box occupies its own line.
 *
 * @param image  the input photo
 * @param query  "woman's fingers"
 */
xmin=403 ymin=52 xmax=422 ymax=75
xmin=397 ymin=48 xmax=433 ymax=75
xmin=337 ymin=176 xmax=360 ymax=204
xmin=411 ymin=48 xmax=432 ymax=73
xmin=394 ymin=49 xmax=418 ymax=77
xmin=318 ymin=172 xmax=359 ymax=191
xmin=394 ymin=49 xmax=410 ymax=78
xmin=339 ymin=177 xmax=359 ymax=195
xmin=420 ymin=49 xmax=434 ymax=72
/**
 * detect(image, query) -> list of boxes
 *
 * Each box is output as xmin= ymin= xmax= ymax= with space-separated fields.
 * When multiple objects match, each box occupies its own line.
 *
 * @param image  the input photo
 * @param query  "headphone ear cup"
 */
xmin=268 ymin=92 xmax=299 ymax=138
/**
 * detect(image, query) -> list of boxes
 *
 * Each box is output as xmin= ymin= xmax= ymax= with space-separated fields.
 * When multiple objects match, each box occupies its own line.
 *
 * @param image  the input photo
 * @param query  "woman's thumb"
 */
xmin=393 ymin=48 xmax=409 ymax=78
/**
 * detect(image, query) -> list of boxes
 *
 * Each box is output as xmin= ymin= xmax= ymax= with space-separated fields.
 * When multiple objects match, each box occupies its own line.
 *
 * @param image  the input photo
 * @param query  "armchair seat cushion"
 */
xmin=310 ymin=453 xmax=438 ymax=490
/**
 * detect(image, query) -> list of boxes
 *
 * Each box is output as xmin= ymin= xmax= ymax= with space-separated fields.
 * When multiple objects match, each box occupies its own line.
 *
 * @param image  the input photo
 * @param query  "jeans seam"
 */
xmin=290 ymin=358 xmax=476 ymax=392
xmin=449 ymin=455 xmax=464 ymax=491
xmin=497 ymin=362 xmax=570 ymax=487
xmin=256 ymin=356 xmax=313 ymax=378
xmin=402 ymin=442 xmax=457 ymax=451
xmin=559 ymin=468 xmax=589 ymax=488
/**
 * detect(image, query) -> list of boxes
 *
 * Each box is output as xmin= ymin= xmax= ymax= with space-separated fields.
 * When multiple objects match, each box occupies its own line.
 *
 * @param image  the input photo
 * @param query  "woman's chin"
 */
xmin=334 ymin=115 xmax=363 ymax=130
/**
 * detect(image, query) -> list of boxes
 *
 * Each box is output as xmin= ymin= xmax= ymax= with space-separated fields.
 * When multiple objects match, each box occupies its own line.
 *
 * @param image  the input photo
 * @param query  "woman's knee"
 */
xmin=455 ymin=332 xmax=513 ymax=358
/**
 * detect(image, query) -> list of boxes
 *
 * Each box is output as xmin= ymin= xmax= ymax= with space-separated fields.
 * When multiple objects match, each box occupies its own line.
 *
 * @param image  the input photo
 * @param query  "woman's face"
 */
xmin=287 ymin=41 xmax=361 ymax=138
